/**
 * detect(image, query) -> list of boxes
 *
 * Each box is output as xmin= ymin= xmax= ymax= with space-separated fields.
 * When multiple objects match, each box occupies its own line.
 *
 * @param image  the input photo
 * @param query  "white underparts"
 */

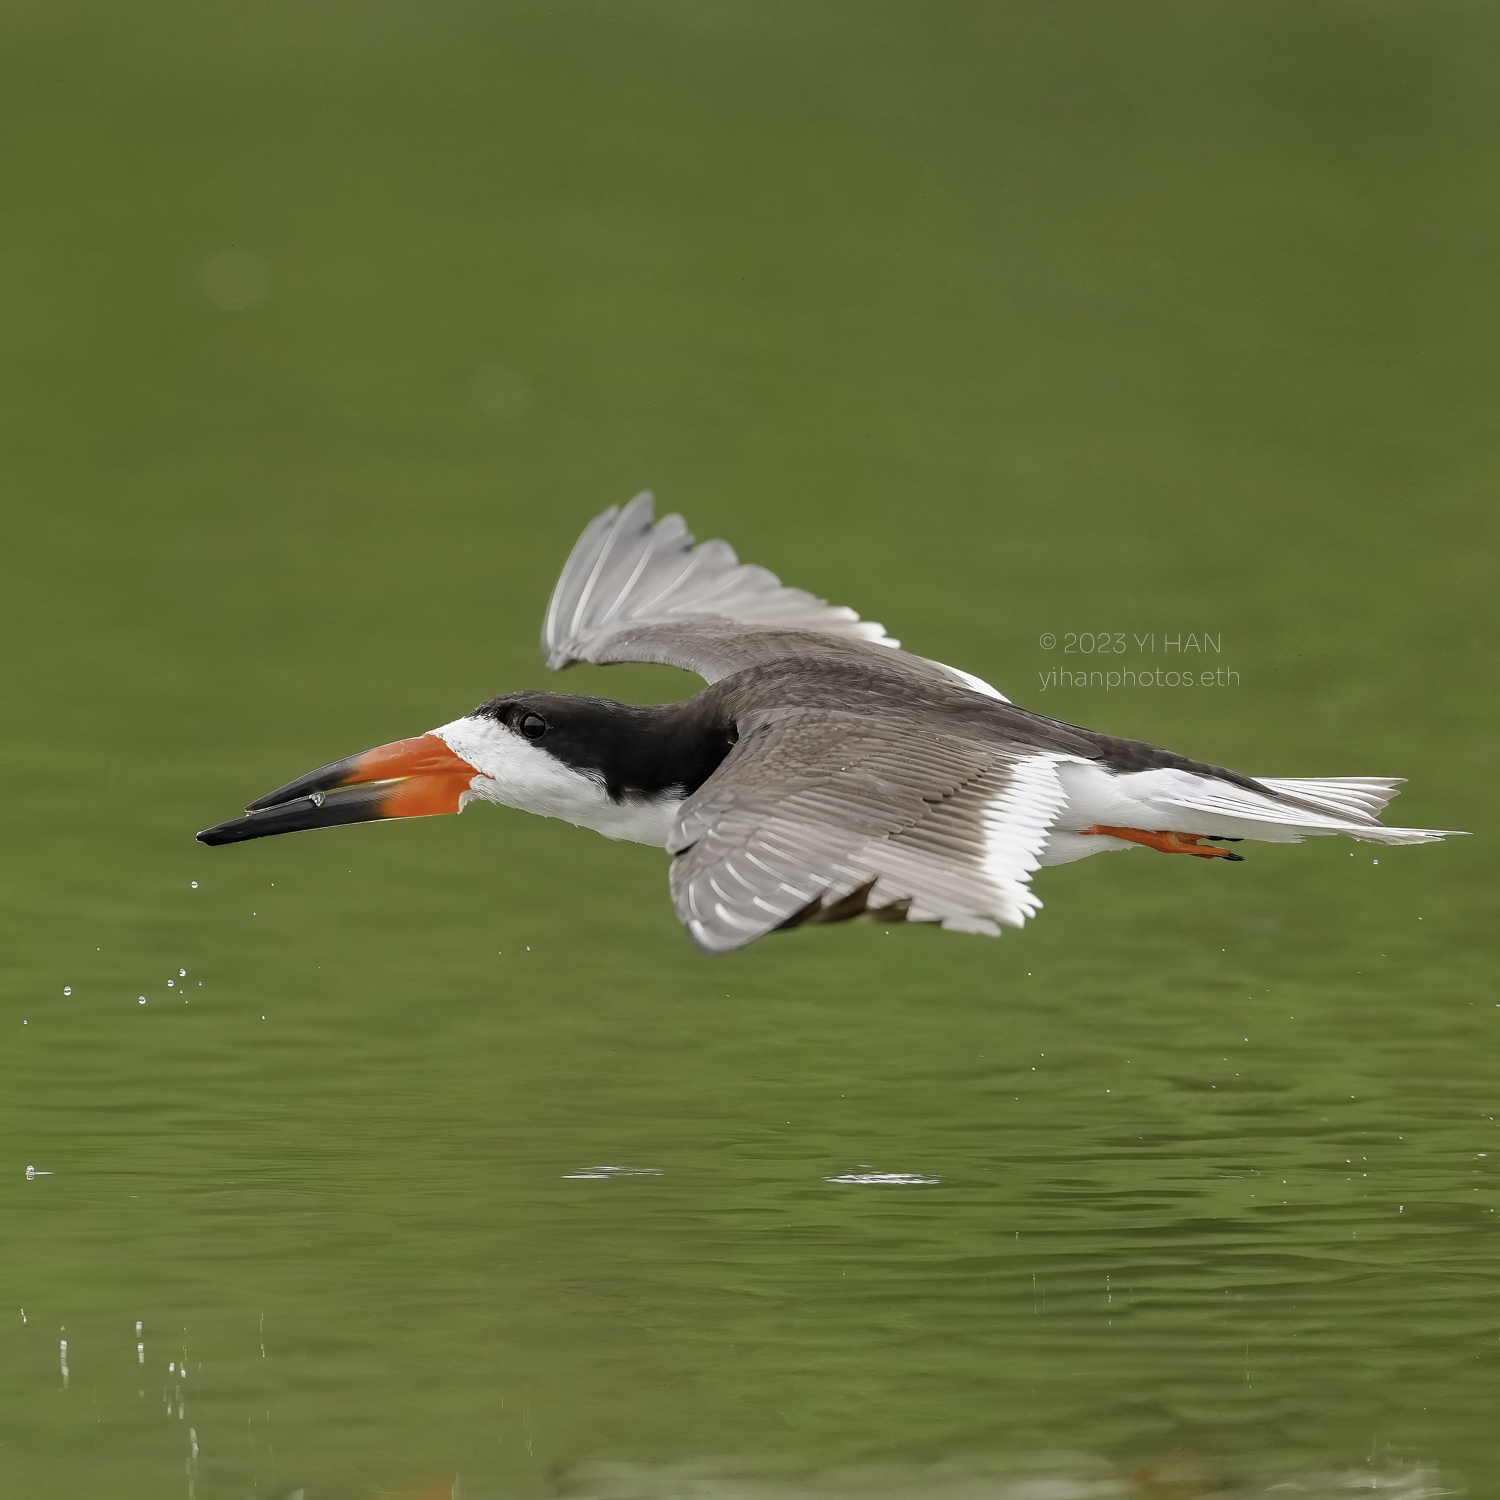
xmin=432 ymin=715 xmax=682 ymax=847
xmin=1037 ymin=829 xmax=1137 ymax=867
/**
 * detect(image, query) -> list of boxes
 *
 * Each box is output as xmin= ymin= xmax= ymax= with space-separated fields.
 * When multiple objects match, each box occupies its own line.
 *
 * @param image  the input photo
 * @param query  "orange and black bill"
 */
xmin=196 ymin=734 xmax=478 ymax=847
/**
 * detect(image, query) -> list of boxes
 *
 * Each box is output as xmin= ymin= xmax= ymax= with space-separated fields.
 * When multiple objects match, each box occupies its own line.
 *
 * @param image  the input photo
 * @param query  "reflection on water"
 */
xmin=562 ymin=1166 xmax=665 ymax=1179
xmin=823 ymin=1171 xmax=941 ymax=1185
xmin=560 ymin=1456 xmax=1454 ymax=1500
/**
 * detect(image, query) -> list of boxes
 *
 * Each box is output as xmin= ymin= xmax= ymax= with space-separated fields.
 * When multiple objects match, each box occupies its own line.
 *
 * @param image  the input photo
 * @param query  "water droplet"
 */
xmin=167 ymin=980 xmax=174 ymax=988
xmin=179 ymin=969 xmax=186 ymax=977
xmin=138 ymin=997 xmax=146 ymax=1005
xmin=190 ymin=881 xmax=198 ymax=889
xmin=62 ymin=986 xmax=70 ymax=996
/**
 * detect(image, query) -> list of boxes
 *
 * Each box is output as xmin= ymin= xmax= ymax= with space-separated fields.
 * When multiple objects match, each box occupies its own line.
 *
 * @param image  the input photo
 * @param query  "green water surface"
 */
xmin=2 ymin=4 xmax=1496 ymax=1496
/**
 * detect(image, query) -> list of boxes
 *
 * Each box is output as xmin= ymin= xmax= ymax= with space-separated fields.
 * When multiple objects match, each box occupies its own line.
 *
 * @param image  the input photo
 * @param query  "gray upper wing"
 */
xmin=542 ymin=493 xmax=902 ymax=681
xmin=667 ymin=707 xmax=1077 ymax=954
xmin=543 ymin=493 xmax=1011 ymax=697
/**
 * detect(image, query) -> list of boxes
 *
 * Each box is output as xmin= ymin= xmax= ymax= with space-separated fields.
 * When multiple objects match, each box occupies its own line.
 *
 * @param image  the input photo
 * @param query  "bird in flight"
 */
xmin=198 ymin=494 xmax=1462 ymax=953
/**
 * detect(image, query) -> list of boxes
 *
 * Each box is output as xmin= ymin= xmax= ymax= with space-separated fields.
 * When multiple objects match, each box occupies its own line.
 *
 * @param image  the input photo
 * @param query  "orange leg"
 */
xmin=1081 ymin=824 xmax=1243 ymax=861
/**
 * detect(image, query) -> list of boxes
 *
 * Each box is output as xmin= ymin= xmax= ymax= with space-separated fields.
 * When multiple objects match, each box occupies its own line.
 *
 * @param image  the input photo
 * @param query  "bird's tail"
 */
xmin=1252 ymin=776 xmax=1464 ymax=844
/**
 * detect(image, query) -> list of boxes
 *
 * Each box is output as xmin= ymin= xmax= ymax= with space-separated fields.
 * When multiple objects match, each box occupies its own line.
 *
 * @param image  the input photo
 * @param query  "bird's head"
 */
xmin=194 ymin=692 xmax=659 ymax=847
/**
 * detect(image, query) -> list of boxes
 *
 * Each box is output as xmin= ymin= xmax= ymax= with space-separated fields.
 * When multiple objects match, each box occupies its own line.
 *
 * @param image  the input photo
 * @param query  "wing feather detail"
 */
xmin=667 ymin=709 xmax=1075 ymax=955
xmin=543 ymin=493 xmax=899 ymax=680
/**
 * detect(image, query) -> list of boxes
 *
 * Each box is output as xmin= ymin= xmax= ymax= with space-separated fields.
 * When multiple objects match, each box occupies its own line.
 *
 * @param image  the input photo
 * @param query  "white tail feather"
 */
xmin=1249 ymin=775 xmax=1464 ymax=843
xmin=1253 ymin=775 xmax=1403 ymax=823
xmin=1079 ymin=764 xmax=1469 ymax=845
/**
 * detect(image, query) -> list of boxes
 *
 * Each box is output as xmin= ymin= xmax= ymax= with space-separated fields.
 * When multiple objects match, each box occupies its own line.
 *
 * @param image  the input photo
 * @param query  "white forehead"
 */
xmin=431 ymin=713 xmax=590 ymax=803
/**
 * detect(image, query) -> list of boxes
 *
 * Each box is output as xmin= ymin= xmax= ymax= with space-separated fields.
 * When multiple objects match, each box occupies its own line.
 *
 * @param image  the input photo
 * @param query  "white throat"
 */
xmin=432 ymin=715 xmax=681 ymax=847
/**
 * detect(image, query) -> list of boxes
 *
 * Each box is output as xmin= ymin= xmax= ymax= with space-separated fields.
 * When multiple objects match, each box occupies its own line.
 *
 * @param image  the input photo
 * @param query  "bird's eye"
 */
xmin=519 ymin=712 xmax=548 ymax=740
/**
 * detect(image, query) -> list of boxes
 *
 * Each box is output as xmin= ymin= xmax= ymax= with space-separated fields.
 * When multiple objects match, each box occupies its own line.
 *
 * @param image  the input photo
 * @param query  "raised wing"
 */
xmin=543 ymin=493 xmax=1010 ymax=697
xmin=667 ymin=708 xmax=1076 ymax=954
xmin=543 ymin=493 xmax=902 ymax=682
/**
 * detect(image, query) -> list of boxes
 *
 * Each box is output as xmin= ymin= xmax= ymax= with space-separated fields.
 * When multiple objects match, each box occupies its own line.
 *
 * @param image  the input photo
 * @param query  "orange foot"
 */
xmin=1081 ymin=825 xmax=1244 ymax=861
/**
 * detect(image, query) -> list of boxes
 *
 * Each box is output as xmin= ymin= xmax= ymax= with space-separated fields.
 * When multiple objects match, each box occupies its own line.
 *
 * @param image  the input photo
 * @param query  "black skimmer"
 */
xmin=198 ymin=494 xmax=1464 ymax=953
